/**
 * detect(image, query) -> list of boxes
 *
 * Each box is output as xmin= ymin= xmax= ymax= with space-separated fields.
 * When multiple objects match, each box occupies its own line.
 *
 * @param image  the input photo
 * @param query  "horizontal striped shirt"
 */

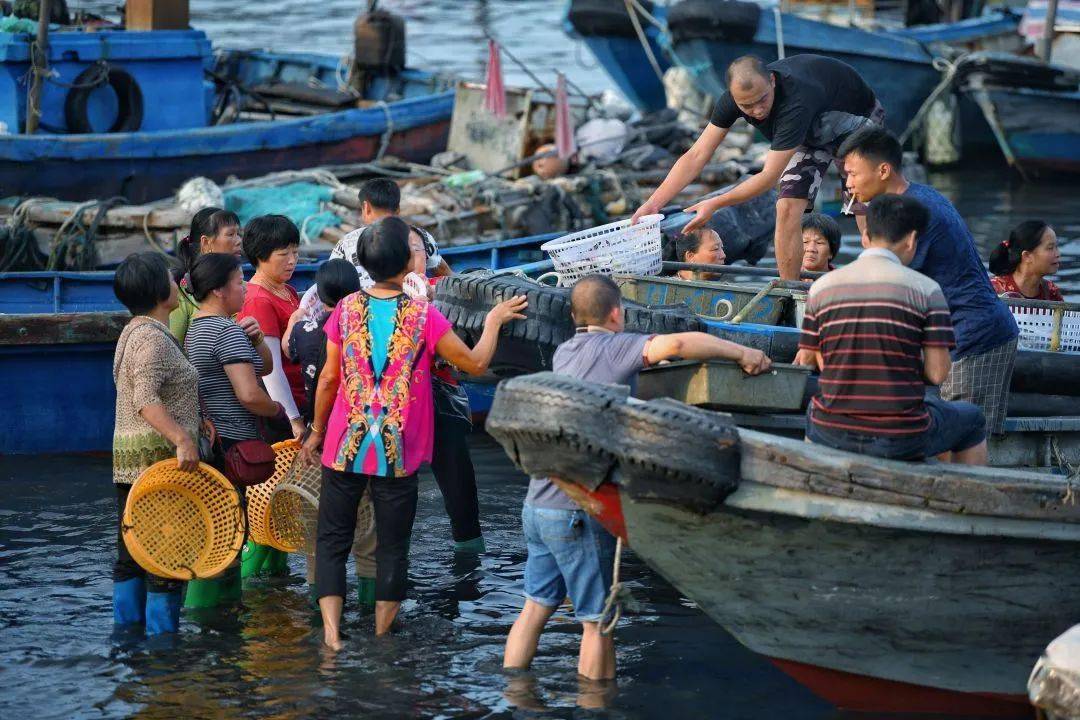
xmin=185 ymin=315 xmax=265 ymax=441
xmin=800 ymin=247 xmax=955 ymax=436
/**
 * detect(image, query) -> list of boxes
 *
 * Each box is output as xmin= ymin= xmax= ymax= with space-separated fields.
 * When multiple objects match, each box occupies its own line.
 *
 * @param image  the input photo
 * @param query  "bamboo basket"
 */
xmin=268 ymin=456 xmax=374 ymax=554
xmin=122 ymin=460 xmax=245 ymax=580
xmin=246 ymin=440 xmax=301 ymax=546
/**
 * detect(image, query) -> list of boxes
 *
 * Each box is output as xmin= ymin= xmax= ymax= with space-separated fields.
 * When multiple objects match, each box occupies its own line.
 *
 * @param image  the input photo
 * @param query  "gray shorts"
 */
xmin=941 ymin=338 xmax=1018 ymax=436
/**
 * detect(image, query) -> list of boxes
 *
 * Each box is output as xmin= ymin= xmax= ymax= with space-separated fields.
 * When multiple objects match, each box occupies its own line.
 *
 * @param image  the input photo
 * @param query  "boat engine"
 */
xmin=351 ymin=4 xmax=406 ymax=93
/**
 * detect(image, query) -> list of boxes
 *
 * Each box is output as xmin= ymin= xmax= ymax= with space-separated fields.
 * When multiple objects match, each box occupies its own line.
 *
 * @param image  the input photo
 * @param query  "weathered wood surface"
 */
xmin=636 ymin=360 xmax=810 ymax=412
xmin=0 ymin=312 xmax=128 ymax=346
xmin=739 ymin=427 xmax=1080 ymax=522
xmin=619 ymin=483 xmax=1080 ymax=696
xmin=0 ymin=198 xmax=191 ymax=231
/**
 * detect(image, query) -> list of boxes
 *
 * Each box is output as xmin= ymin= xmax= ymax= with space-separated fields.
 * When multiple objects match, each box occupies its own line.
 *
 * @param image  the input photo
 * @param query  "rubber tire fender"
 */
xmin=64 ymin=65 xmax=144 ymax=134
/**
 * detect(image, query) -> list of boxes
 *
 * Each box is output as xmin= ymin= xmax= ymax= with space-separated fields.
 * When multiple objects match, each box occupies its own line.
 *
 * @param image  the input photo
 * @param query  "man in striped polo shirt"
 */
xmin=800 ymin=194 xmax=988 ymax=464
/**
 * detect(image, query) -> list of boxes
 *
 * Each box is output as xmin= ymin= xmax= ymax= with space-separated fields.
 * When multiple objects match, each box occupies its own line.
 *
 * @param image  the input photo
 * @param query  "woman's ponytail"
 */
xmin=180 ymin=206 xmax=224 ymax=274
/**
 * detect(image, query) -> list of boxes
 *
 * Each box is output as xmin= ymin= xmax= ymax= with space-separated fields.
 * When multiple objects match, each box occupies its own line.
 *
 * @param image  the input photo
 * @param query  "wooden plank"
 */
xmin=12 ymin=200 xmax=191 ymax=231
xmin=737 ymin=428 xmax=1080 ymax=523
xmin=636 ymin=360 xmax=810 ymax=412
xmin=0 ymin=312 xmax=128 ymax=346
xmin=32 ymin=229 xmax=177 ymax=267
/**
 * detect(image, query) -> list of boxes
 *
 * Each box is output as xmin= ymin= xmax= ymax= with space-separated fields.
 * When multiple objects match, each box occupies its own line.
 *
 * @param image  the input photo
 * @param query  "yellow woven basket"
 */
xmin=265 ymin=458 xmax=374 ymax=558
xmin=122 ymin=460 xmax=245 ymax=580
xmin=247 ymin=440 xmax=301 ymax=546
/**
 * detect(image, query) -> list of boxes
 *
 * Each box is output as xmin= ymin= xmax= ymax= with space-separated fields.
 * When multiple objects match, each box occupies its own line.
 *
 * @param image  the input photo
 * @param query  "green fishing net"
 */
xmin=224 ymin=182 xmax=342 ymax=242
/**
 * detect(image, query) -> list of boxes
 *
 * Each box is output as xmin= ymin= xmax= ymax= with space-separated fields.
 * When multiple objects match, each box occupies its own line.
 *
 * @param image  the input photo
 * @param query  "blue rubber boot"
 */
xmin=113 ymin=577 xmax=146 ymax=625
xmin=145 ymin=590 xmax=183 ymax=635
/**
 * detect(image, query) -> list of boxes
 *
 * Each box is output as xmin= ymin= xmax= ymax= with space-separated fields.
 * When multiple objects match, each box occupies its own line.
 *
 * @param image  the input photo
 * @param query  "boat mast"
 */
xmin=25 ymin=0 xmax=51 ymax=135
xmin=1040 ymin=0 xmax=1059 ymax=62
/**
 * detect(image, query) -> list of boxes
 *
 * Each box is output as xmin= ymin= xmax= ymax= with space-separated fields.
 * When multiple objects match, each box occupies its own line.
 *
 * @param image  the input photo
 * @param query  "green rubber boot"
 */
xmin=356 ymin=576 xmax=376 ymax=612
xmin=454 ymin=537 xmax=487 ymax=554
xmin=241 ymin=540 xmax=290 ymax=579
xmin=184 ymin=564 xmax=242 ymax=609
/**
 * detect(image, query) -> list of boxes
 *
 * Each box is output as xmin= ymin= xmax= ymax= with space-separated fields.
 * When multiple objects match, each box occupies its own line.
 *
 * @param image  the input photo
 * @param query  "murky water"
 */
xmin=1 ymin=436 xmax=844 ymax=719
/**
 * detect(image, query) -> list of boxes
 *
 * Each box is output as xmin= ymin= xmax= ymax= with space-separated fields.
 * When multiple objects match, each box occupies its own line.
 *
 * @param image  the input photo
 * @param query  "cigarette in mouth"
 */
xmin=842 ymin=194 xmax=856 ymax=215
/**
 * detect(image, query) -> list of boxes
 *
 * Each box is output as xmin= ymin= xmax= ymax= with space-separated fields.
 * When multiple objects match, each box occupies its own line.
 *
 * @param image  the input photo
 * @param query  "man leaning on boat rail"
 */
xmin=632 ymin=53 xmax=884 ymax=280
xmin=833 ymin=127 xmax=1019 ymax=438
xmin=503 ymin=275 xmax=771 ymax=682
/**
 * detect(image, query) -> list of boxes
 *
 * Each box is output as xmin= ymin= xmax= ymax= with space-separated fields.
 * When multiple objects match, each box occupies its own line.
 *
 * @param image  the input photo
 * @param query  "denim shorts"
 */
xmin=522 ymin=504 xmax=617 ymax=622
xmin=806 ymin=396 xmax=986 ymax=461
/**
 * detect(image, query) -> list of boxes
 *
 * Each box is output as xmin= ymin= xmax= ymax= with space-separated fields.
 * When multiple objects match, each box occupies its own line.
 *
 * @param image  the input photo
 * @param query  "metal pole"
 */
xmin=25 ymin=0 xmax=51 ymax=135
xmin=1040 ymin=0 xmax=1060 ymax=62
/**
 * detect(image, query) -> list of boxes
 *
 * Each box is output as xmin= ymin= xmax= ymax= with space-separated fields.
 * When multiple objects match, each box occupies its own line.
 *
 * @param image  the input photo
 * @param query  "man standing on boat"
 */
xmin=835 ymin=127 xmax=1018 ymax=437
xmin=632 ymin=54 xmax=884 ymax=280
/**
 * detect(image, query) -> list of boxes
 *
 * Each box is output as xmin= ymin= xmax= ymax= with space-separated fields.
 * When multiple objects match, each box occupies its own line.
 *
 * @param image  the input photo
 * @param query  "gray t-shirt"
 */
xmin=525 ymin=330 xmax=652 ymax=509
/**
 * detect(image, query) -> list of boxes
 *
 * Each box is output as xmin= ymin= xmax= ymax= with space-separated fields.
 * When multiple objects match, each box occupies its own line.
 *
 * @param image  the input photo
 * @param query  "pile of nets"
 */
xmin=224 ymin=182 xmax=341 ymax=243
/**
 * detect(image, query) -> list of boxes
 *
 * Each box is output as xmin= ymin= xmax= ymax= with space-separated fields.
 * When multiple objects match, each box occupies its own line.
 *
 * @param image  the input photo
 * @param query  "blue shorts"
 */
xmin=522 ymin=504 xmax=616 ymax=622
xmin=806 ymin=396 xmax=986 ymax=461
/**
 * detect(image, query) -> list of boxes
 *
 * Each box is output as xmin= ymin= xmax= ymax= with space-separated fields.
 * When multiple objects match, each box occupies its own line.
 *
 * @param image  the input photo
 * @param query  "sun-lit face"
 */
xmin=257 ymin=245 xmax=299 ymax=283
xmin=204 ymin=224 xmax=242 ymax=258
xmin=686 ymin=231 xmax=726 ymax=267
xmin=842 ymin=152 xmax=890 ymax=204
xmin=802 ymin=229 xmax=833 ymax=272
xmin=408 ymin=230 xmax=427 ymax=277
xmin=217 ymin=268 xmax=247 ymax=315
xmin=731 ymin=75 xmax=775 ymax=122
xmin=1024 ymin=226 xmax=1061 ymax=277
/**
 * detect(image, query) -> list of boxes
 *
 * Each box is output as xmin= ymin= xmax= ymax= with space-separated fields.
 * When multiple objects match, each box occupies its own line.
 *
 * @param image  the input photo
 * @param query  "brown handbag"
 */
xmin=222 ymin=439 xmax=276 ymax=487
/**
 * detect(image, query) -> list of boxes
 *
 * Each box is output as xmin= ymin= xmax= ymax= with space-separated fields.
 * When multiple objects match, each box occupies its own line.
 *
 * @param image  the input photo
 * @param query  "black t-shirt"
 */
xmin=710 ymin=55 xmax=877 ymax=151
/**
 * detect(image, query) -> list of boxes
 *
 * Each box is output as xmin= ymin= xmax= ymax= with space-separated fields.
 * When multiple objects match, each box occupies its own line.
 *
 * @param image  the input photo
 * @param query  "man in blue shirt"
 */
xmin=836 ymin=127 xmax=1018 ymax=435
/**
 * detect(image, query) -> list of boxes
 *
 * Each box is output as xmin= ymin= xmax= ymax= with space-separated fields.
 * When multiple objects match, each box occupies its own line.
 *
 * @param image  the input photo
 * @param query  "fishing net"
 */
xmin=224 ymin=182 xmax=342 ymax=243
xmin=122 ymin=460 xmax=245 ymax=580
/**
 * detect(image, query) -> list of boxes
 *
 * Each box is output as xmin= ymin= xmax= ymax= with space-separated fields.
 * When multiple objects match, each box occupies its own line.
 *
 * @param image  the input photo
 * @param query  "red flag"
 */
xmin=555 ymin=72 xmax=576 ymax=161
xmin=484 ymin=40 xmax=506 ymax=118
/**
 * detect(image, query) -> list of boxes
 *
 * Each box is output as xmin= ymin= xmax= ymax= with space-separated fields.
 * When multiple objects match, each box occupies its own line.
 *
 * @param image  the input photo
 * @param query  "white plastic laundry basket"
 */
xmin=541 ymin=214 xmax=663 ymax=286
xmin=1006 ymin=299 xmax=1080 ymax=353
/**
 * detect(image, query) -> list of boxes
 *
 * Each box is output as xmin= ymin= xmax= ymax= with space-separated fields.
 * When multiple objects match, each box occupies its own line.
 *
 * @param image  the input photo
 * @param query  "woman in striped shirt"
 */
xmin=184 ymin=252 xmax=281 ymax=608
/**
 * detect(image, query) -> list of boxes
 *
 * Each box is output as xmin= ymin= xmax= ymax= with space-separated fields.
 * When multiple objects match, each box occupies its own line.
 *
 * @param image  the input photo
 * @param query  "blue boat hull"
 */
xmin=974 ymin=84 xmax=1080 ymax=175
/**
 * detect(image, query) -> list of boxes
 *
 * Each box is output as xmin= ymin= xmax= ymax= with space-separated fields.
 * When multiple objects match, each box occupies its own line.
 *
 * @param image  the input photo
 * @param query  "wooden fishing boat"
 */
xmin=486 ymin=371 xmax=1080 ymax=717
xmin=0 ymin=26 xmax=454 ymax=202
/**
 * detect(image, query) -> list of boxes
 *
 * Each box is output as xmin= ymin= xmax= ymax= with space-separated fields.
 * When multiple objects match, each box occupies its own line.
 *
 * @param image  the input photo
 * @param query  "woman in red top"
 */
xmin=989 ymin=220 xmax=1064 ymax=301
xmin=238 ymin=215 xmax=306 ymax=439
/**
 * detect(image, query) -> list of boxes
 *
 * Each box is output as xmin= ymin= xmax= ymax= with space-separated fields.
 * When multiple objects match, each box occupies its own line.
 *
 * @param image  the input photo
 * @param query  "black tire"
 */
xmin=613 ymin=398 xmax=741 ymax=512
xmin=64 ymin=65 xmax=144 ymax=134
xmin=667 ymin=0 xmax=762 ymax=44
xmin=487 ymin=372 xmax=630 ymax=490
xmin=567 ymin=0 xmax=654 ymax=37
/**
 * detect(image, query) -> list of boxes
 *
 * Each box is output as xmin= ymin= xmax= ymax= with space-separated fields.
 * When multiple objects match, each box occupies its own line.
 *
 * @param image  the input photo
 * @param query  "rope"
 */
xmin=899 ymin=56 xmax=963 ymax=146
xmin=141 ymin=211 xmax=172 ymax=256
xmin=600 ymin=536 xmax=624 ymax=635
xmin=1053 ymin=436 xmax=1079 ymax=506
xmin=625 ymin=0 xmax=666 ymax=85
xmin=373 ymin=101 xmax=394 ymax=162
xmin=44 ymin=59 xmax=110 ymax=90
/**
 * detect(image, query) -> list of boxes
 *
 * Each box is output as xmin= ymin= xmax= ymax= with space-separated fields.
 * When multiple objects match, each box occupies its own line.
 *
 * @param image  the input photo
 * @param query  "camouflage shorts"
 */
xmin=777 ymin=101 xmax=886 ymax=214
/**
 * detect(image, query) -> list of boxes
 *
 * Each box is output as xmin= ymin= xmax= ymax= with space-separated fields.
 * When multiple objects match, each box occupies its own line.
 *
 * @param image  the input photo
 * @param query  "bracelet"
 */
xmin=308 ymin=423 xmax=325 ymax=434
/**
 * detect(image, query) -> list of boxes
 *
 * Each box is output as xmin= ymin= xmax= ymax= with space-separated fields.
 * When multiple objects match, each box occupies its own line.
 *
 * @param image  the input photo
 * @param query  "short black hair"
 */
xmin=316 ymin=258 xmax=362 ymax=306
xmin=114 ymin=252 xmax=173 ymax=314
xmin=242 ymin=214 xmax=299 ymax=266
xmin=356 ymin=217 xmax=412 ymax=282
xmin=570 ymin=274 xmax=623 ymax=326
xmin=865 ymin=194 xmax=929 ymax=246
xmin=801 ymin=213 xmax=841 ymax=259
xmin=189 ymin=252 xmax=242 ymax=302
xmin=358 ymin=178 xmax=401 ymax=214
xmin=837 ymin=126 xmax=903 ymax=170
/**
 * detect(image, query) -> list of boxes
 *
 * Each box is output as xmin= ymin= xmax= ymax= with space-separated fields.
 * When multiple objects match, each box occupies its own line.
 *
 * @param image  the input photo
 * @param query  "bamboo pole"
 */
xmin=25 ymin=0 xmax=51 ymax=134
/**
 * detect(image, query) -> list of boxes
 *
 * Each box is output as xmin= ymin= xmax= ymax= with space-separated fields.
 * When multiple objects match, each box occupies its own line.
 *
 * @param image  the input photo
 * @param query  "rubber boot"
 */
xmin=145 ymin=590 xmax=182 ymax=635
xmin=454 ymin=537 xmax=486 ymax=554
xmin=113 ymin=577 xmax=146 ymax=625
xmin=241 ymin=541 xmax=291 ymax=579
xmin=356 ymin=576 xmax=376 ymax=611
xmin=184 ymin=564 xmax=242 ymax=609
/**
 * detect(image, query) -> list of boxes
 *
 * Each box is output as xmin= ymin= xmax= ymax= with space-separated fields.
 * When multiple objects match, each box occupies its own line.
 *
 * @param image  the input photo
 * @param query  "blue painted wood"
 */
xmin=0 ymin=43 xmax=454 ymax=202
xmin=978 ymin=84 xmax=1080 ymax=174
xmin=563 ymin=2 xmax=671 ymax=113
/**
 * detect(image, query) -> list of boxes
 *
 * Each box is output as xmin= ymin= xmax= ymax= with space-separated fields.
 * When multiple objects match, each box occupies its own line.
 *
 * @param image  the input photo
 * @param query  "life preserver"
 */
xmin=64 ymin=65 xmax=144 ymax=134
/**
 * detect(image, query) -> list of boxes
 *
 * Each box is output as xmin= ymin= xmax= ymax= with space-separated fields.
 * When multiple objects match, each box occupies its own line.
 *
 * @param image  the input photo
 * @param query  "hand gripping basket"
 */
xmin=122 ymin=460 xmax=246 ymax=580
xmin=246 ymin=440 xmax=301 ymax=547
xmin=540 ymin=214 xmax=663 ymax=286
xmin=267 ymin=456 xmax=375 ymax=555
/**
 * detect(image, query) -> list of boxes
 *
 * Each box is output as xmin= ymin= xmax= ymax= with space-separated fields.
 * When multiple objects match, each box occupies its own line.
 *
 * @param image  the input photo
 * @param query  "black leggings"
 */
xmin=430 ymin=412 xmax=482 ymax=542
xmin=114 ymin=484 xmax=183 ymax=593
xmin=315 ymin=468 xmax=418 ymax=602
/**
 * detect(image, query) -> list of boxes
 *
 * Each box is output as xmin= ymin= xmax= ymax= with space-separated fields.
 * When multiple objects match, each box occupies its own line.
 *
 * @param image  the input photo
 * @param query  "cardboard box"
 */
xmin=126 ymin=0 xmax=190 ymax=31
